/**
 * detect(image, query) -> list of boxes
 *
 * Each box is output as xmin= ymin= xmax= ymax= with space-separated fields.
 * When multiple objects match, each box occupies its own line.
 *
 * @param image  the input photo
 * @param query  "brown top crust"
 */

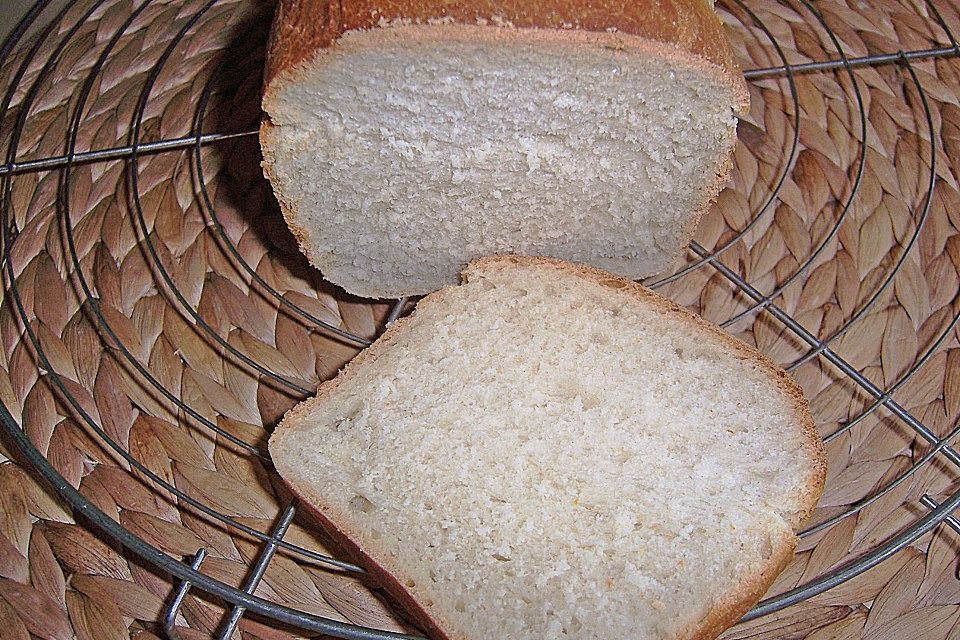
xmin=264 ymin=0 xmax=744 ymax=89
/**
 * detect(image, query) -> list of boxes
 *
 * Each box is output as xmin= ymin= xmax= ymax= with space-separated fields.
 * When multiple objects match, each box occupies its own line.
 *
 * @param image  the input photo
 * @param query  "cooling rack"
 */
xmin=1 ymin=0 xmax=960 ymax=638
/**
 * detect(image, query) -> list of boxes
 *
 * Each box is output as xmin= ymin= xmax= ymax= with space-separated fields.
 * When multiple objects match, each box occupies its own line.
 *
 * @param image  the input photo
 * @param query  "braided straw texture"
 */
xmin=1 ymin=0 xmax=960 ymax=638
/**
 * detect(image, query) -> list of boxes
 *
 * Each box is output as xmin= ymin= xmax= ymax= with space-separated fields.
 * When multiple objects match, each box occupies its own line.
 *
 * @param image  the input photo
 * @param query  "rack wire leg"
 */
xmin=163 ymin=549 xmax=209 ymax=640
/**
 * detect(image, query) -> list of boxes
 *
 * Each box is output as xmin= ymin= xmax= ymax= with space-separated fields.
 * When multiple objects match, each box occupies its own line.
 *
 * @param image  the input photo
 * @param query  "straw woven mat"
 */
xmin=1 ymin=0 xmax=960 ymax=638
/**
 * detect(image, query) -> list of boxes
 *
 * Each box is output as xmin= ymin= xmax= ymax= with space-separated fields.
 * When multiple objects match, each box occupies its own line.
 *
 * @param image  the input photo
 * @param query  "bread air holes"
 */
xmin=591 ymin=329 xmax=610 ymax=346
xmin=761 ymin=535 xmax=774 ymax=559
xmin=581 ymin=393 xmax=602 ymax=410
xmin=600 ymin=277 xmax=628 ymax=289
xmin=349 ymin=494 xmax=375 ymax=513
xmin=554 ymin=379 xmax=602 ymax=409
xmin=674 ymin=343 xmax=721 ymax=363
xmin=335 ymin=407 xmax=363 ymax=431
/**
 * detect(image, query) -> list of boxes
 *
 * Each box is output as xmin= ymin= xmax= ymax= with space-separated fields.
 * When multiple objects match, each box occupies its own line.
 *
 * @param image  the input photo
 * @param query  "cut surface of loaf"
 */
xmin=261 ymin=0 xmax=749 ymax=298
xmin=270 ymin=256 xmax=827 ymax=640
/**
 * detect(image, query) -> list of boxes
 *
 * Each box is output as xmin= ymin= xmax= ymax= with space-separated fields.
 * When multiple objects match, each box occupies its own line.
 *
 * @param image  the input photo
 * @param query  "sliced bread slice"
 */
xmin=269 ymin=256 xmax=826 ymax=640
xmin=260 ymin=0 xmax=750 ymax=298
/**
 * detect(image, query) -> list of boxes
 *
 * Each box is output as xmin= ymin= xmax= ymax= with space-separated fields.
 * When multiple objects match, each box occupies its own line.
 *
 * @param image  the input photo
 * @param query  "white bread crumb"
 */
xmin=270 ymin=257 xmax=825 ymax=640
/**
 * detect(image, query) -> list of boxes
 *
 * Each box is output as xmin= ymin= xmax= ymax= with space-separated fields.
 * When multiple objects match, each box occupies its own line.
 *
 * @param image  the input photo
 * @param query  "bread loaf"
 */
xmin=270 ymin=256 xmax=827 ymax=640
xmin=260 ymin=1 xmax=749 ymax=298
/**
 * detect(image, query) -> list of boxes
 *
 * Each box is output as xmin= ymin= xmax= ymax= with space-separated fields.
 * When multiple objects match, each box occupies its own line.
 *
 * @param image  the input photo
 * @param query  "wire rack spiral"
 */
xmin=1 ymin=0 xmax=960 ymax=638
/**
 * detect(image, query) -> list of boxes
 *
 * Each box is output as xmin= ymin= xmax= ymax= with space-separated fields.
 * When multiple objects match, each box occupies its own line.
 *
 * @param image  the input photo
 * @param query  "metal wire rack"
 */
xmin=2 ymin=0 xmax=960 ymax=638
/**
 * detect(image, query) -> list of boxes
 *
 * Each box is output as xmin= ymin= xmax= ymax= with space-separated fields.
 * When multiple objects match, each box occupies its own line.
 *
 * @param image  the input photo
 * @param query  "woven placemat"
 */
xmin=1 ymin=0 xmax=960 ymax=638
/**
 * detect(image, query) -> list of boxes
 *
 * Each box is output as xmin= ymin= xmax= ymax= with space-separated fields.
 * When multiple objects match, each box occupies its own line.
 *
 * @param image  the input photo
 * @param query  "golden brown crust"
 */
xmin=264 ymin=0 xmax=749 ymax=112
xmin=681 ymin=529 xmax=797 ymax=640
xmin=271 ymin=256 xmax=827 ymax=640
xmin=264 ymin=0 xmax=342 ymax=90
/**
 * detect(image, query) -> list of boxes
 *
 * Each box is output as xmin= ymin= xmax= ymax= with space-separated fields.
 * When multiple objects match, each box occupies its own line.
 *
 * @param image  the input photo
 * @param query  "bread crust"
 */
xmin=271 ymin=256 xmax=827 ymax=640
xmin=263 ymin=0 xmax=748 ymax=99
